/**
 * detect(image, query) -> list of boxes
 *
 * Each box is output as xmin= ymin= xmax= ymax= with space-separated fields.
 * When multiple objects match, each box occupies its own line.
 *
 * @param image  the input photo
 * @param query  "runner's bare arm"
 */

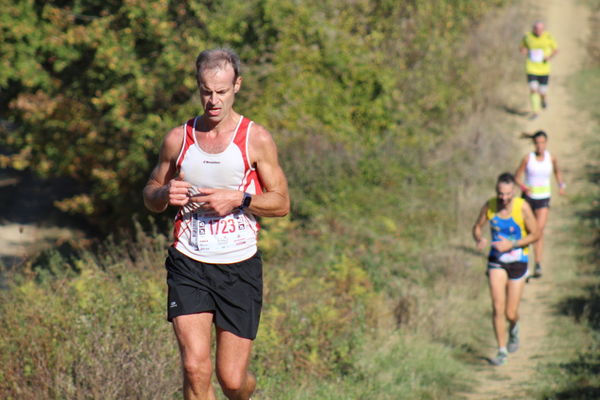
xmin=545 ymin=48 xmax=558 ymax=62
xmin=518 ymin=201 xmax=540 ymax=247
xmin=247 ymin=124 xmax=290 ymax=217
xmin=552 ymin=155 xmax=566 ymax=195
xmin=519 ymin=38 xmax=528 ymax=55
xmin=472 ymin=202 xmax=489 ymax=250
xmin=514 ymin=156 xmax=529 ymax=194
xmin=143 ymin=126 xmax=191 ymax=213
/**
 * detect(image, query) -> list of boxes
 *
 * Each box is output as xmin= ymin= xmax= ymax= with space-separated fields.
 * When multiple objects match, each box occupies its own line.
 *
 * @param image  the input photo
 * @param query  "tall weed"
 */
xmin=0 ymin=228 xmax=180 ymax=399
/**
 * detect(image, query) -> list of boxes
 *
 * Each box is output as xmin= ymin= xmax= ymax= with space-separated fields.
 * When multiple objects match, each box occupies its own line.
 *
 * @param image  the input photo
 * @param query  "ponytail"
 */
xmin=521 ymin=130 xmax=548 ymax=140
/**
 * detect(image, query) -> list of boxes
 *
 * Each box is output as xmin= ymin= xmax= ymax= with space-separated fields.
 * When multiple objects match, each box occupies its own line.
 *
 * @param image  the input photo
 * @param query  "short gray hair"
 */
xmin=196 ymin=48 xmax=241 ymax=83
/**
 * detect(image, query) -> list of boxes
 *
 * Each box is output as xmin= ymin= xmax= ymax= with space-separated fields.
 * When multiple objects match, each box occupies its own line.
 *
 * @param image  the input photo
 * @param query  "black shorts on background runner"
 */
xmin=522 ymin=193 xmax=550 ymax=210
xmin=526 ymin=74 xmax=550 ymax=85
xmin=165 ymin=246 xmax=263 ymax=340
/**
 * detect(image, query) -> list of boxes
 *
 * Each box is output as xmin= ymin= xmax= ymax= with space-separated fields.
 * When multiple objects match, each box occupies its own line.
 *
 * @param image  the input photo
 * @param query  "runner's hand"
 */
xmin=189 ymin=188 xmax=244 ymax=217
xmin=476 ymin=238 xmax=488 ymax=250
xmin=492 ymin=236 xmax=513 ymax=253
xmin=168 ymin=171 xmax=192 ymax=207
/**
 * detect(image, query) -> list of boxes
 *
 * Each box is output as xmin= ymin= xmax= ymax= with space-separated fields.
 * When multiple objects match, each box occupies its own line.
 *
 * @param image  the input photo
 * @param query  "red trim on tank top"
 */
xmin=233 ymin=118 xmax=264 ymax=195
xmin=176 ymin=118 xmax=197 ymax=168
xmin=172 ymin=211 xmax=183 ymax=247
xmin=233 ymin=117 xmax=251 ymax=171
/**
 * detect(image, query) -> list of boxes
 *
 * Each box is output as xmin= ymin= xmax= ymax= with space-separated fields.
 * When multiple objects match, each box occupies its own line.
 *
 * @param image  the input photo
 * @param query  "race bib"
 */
xmin=529 ymin=49 xmax=545 ymax=63
xmin=189 ymin=210 xmax=255 ymax=253
xmin=498 ymin=247 xmax=523 ymax=263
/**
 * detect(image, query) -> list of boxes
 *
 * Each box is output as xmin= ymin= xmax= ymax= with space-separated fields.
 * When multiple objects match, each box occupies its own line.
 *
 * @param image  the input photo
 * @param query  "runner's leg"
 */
xmin=216 ymin=327 xmax=255 ymax=400
xmin=173 ymin=313 xmax=217 ymax=400
xmin=488 ymin=268 xmax=509 ymax=349
xmin=533 ymin=207 xmax=549 ymax=265
xmin=505 ymin=276 xmax=527 ymax=329
xmin=528 ymin=78 xmax=541 ymax=116
xmin=539 ymin=78 xmax=549 ymax=108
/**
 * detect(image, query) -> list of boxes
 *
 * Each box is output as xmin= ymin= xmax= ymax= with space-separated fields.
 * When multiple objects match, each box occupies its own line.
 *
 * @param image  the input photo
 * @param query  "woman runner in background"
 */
xmin=514 ymin=130 xmax=566 ymax=278
xmin=472 ymin=173 xmax=540 ymax=366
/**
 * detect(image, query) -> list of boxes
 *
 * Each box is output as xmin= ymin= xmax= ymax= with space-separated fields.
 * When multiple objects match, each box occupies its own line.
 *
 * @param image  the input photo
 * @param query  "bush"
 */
xmin=0 ymin=227 xmax=181 ymax=400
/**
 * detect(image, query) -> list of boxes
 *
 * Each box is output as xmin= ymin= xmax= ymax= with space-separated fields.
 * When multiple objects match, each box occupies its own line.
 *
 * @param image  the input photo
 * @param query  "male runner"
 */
xmin=519 ymin=21 xmax=558 ymax=119
xmin=143 ymin=48 xmax=289 ymax=400
xmin=472 ymin=173 xmax=539 ymax=365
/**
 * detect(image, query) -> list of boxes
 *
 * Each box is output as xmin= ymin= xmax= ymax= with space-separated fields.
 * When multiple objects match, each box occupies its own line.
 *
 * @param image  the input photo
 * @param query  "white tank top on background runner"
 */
xmin=525 ymin=150 xmax=553 ymax=200
xmin=172 ymin=116 xmax=263 ymax=264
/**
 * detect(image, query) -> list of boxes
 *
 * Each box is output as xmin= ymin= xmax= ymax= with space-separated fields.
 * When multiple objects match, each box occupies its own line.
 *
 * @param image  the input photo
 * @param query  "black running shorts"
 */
xmin=522 ymin=194 xmax=550 ymax=210
xmin=487 ymin=261 xmax=528 ymax=280
xmin=165 ymin=246 xmax=263 ymax=340
xmin=526 ymin=74 xmax=550 ymax=85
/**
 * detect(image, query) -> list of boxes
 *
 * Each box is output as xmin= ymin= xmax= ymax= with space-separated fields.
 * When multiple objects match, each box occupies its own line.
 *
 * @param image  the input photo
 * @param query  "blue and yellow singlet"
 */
xmin=486 ymin=197 xmax=529 ymax=266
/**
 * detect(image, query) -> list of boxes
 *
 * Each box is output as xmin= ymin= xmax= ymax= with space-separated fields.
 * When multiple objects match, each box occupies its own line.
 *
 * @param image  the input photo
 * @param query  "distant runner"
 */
xmin=514 ymin=130 xmax=565 ymax=278
xmin=519 ymin=21 xmax=558 ymax=119
xmin=472 ymin=173 xmax=540 ymax=366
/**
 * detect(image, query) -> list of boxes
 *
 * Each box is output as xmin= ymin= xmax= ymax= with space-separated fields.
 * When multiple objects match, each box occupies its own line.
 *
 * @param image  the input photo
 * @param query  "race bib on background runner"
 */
xmin=529 ymin=49 xmax=545 ymax=63
xmin=498 ymin=248 xmax=524 ymax=263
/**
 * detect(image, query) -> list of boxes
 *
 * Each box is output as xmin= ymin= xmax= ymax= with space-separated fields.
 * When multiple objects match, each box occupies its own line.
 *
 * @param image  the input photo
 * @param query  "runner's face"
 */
xmin=533 ymin=23 xmax=544 ymax=36
xmin=533 ymin=136 xmax=547 ymax=154
xmin=198 ymin=64 xmax=241 ymax=124
xmin=496 ymin=182 xmax=514 ymax=207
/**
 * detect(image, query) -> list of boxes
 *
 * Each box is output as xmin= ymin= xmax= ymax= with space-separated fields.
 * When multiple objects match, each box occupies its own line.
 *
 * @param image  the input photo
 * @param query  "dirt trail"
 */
xmin=0 ymin=171 xmax=84 ymax=270
xmin=464 ymin=0 xmax=591 ymax=399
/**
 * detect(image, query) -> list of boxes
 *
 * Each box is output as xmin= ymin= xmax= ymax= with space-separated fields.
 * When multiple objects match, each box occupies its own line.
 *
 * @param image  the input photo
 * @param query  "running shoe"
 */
xmin=533 ymin=263 xmax=542 ymax=278
xmin=528 ymin=113 xmax=539 ymax=120
xmin=489 ymin=350 xmax=508 ymax=366
xmin=508 ymin=325 xmax=520 ymax=353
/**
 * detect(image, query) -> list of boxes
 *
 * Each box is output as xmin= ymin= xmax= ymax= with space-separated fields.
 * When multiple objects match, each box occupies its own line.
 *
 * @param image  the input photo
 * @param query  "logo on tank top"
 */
xmin=203 ymin=160 xmax=221 ymax=164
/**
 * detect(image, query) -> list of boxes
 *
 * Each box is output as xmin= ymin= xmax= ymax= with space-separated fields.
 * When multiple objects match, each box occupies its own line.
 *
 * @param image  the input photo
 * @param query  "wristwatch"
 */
xmin=239 ymin=192 xmax=252 ymax=210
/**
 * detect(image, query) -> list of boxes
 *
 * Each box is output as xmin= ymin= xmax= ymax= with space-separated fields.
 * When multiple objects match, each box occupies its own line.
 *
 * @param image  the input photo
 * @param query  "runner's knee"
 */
xmin=492 ymin=303 xmax=505 ymax=316
xmin=506 ymin=309 xmax=519 ymax=322
xmin=528 ymin=81 xmax=540 ymax=92
xmin=182 ymin=356 xmax=213 ymax=384
xmin=217 ymin=370 xmax=247 ymax=393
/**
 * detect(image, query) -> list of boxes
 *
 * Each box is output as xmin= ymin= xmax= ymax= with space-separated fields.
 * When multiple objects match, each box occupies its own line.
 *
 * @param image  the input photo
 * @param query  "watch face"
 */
xmin=243 ymin=193 xmax=252 ymax=208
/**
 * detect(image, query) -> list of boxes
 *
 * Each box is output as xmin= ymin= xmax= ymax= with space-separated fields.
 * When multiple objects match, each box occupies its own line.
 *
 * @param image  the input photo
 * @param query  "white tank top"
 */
xmin=172 ymin=116 xmax=263 ymax=264
xmin=525 ymin=150 xmax=552 ymax=199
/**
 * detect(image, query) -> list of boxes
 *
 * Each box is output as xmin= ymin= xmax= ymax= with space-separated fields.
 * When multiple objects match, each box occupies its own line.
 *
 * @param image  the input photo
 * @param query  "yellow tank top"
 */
xmin=486 ymin=197 xmax=529 ymax=260
xmin=521 ymin=31 xmax=558 ymax=76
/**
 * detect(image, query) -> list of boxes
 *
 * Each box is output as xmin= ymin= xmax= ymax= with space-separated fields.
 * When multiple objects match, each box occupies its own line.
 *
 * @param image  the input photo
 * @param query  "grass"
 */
xmin=257 ymin=333 xmax=469 ymax=400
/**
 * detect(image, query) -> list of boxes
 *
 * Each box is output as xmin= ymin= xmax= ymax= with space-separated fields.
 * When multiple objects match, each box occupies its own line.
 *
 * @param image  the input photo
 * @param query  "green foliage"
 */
xmin=1 ymin=0 xmax=206 ymax=226
xmin=0 ymin=227 xmax=179 ymax=399
xmin=2 ymin=0 xmax=503 ymax=231
xmin=256 ymin=333 xmax=468 ymax=400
